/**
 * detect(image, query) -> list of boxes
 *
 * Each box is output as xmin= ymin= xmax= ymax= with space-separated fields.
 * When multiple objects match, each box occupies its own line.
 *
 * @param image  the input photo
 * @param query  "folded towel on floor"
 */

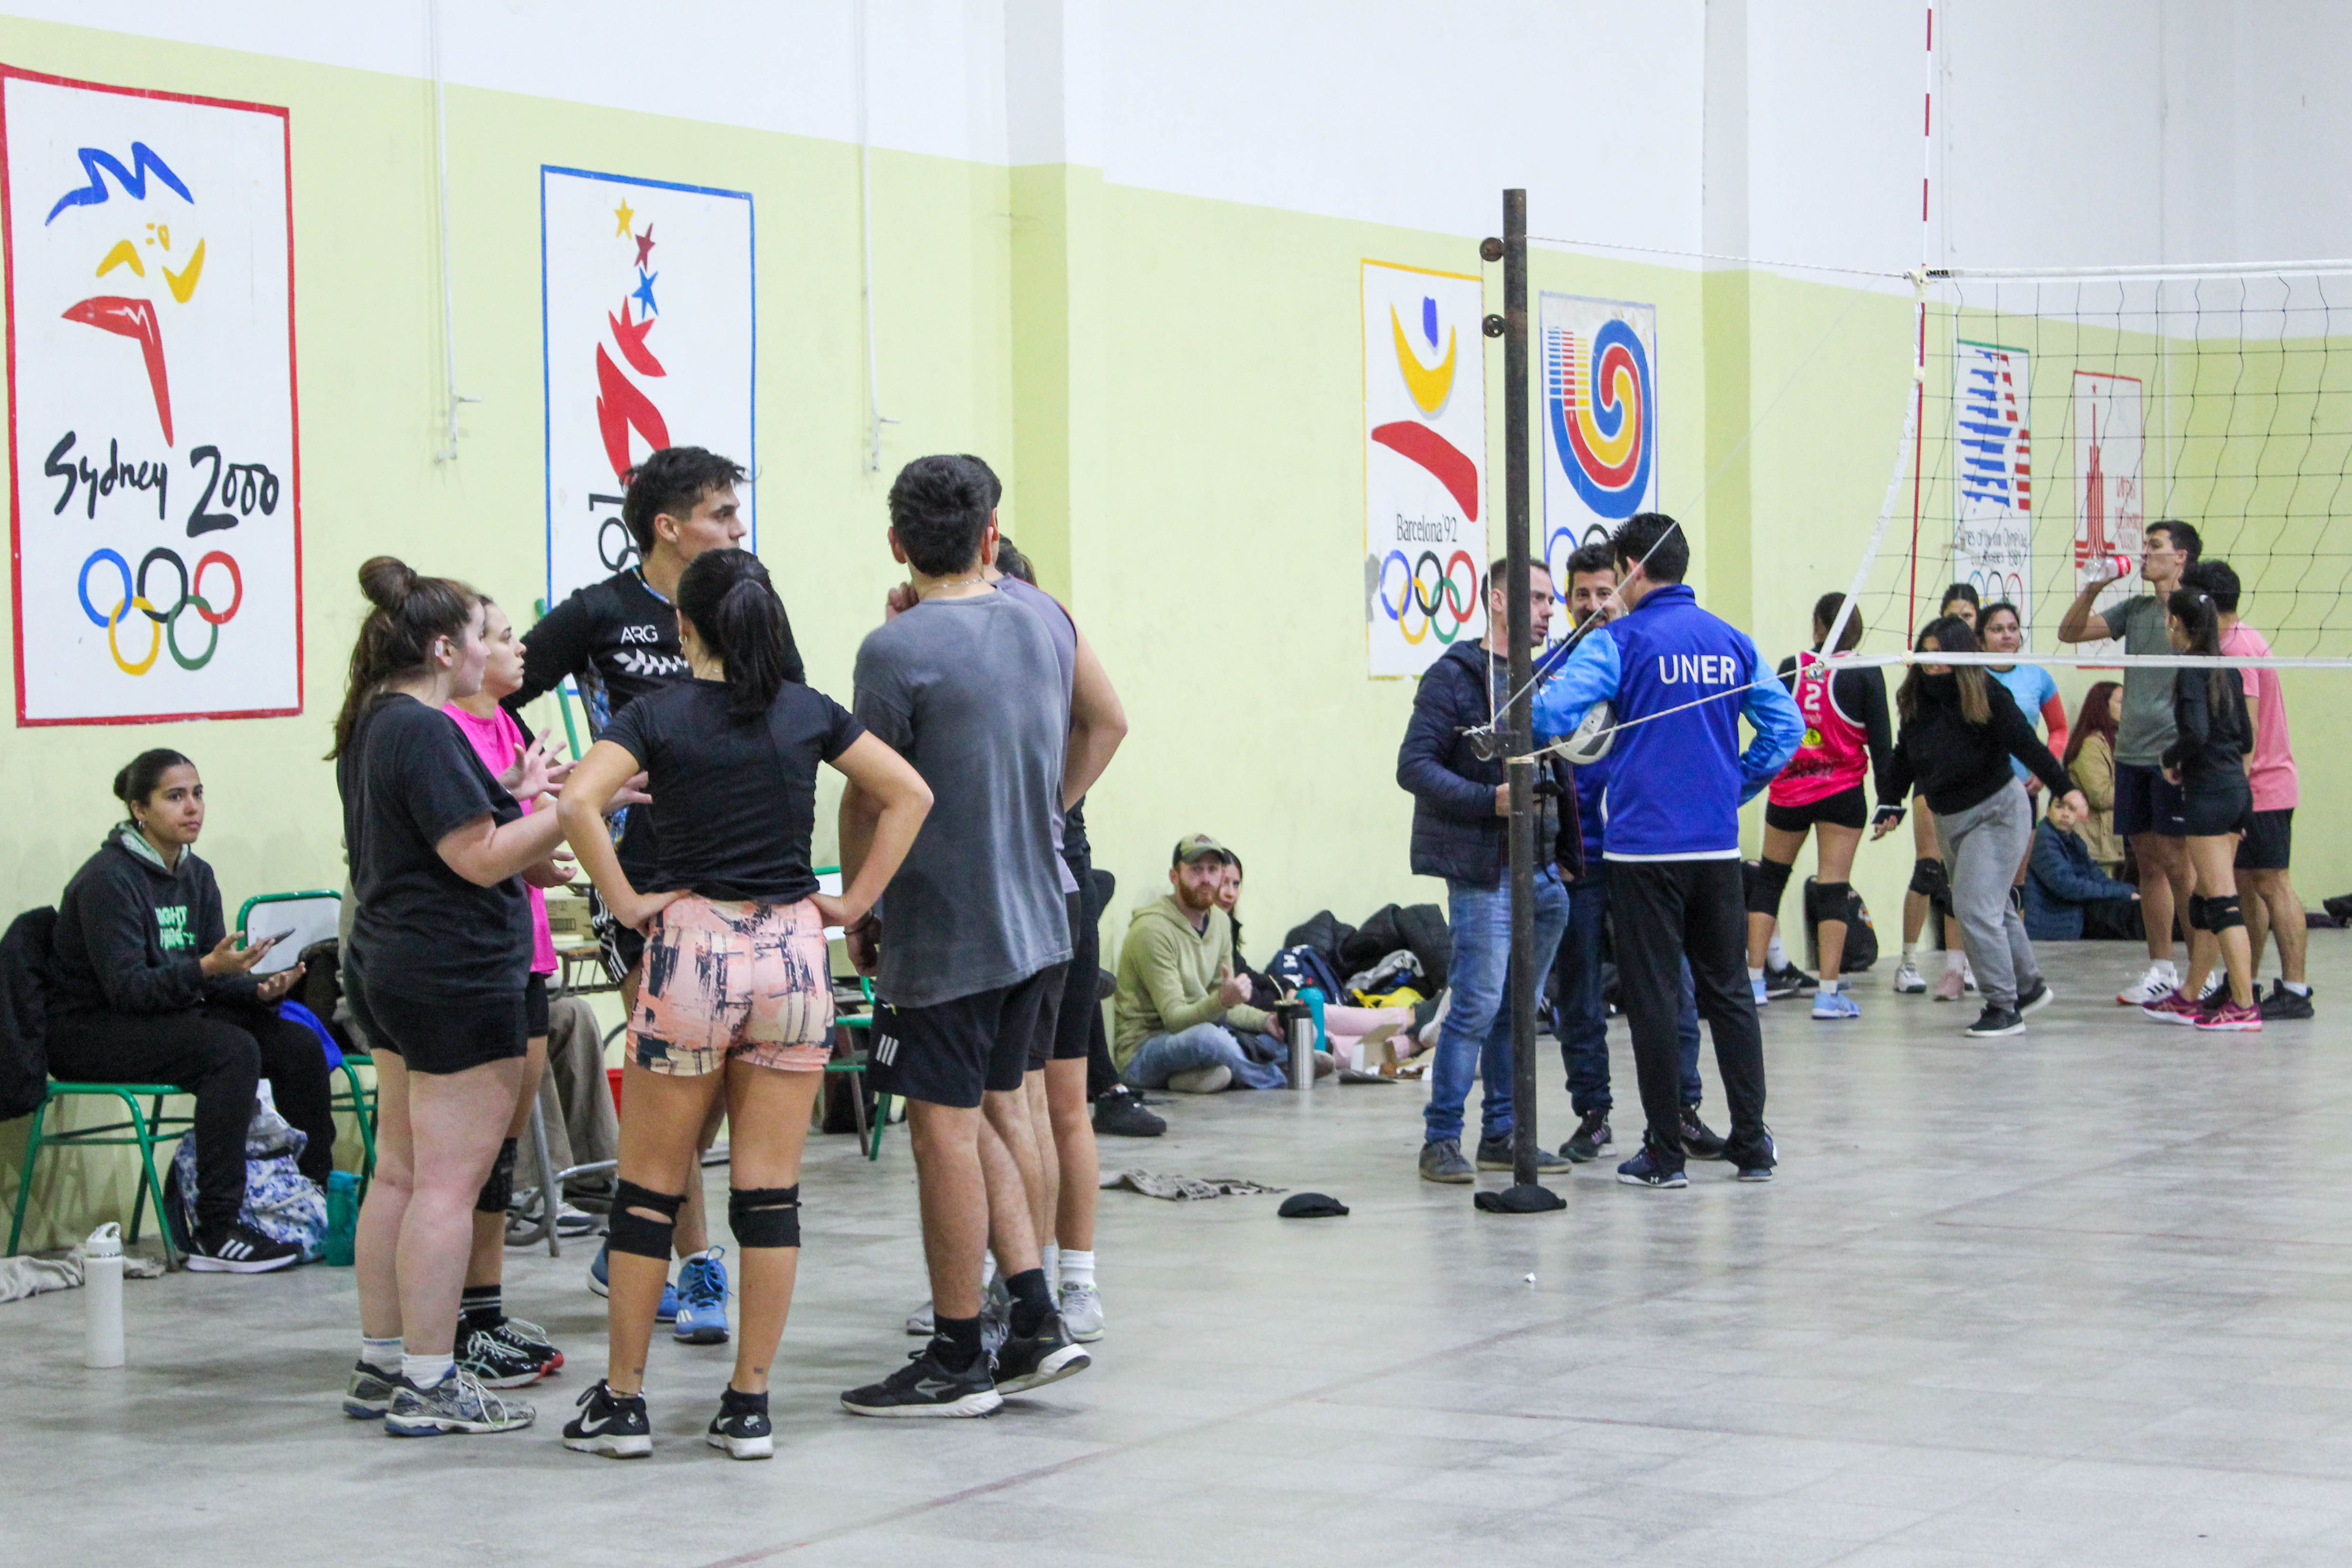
xmin=1098 ymin=1170 xmax=1286 ymax=1201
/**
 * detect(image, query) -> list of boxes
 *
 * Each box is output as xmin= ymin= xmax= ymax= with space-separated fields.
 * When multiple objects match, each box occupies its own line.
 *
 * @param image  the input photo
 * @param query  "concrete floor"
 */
xmin=10 ymin=936 xmax=2352 ymax=1567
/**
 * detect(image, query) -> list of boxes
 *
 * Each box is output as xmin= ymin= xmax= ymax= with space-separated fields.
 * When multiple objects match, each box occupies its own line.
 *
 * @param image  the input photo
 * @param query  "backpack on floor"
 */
xmin=1266 ymin=944 xmax=1347 ymax=1003
xmin=166 ymin=1081 xmax=327 ymax=1259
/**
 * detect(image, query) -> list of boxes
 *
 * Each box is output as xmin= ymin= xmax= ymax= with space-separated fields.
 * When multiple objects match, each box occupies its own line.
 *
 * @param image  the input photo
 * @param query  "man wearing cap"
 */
xmin=1111 ymin=836 xmax=1302 ymax=1092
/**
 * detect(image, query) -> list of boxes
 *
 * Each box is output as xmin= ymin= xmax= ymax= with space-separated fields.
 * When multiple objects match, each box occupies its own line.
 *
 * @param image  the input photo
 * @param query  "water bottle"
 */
xmin=323 ymin=1171 xmax=360 ymax=1267
xmin=1292 ymin=987 xmax=1326 ymax=1095
xmin=84 ymin=1222 xmax=124 ymax=1369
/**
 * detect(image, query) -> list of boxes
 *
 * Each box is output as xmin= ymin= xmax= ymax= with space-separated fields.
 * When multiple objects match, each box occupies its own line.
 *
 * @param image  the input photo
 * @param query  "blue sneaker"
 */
xmin=1750 ymin=974 xmax=1770 ymax=1007
xmin=588 ymin=1241 xmax=681 ymax=1325
xmin=1615 ymin=1144 xmax=1688 ymax=1189
xmin=673 ymin=1248 xmax=730 ymax=1344
xmin=1811 ymin=989 xmax=1861 ymax=1020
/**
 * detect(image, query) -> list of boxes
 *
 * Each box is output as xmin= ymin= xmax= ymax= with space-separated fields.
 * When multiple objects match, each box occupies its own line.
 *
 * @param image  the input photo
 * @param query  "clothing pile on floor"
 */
xmin=1273 ymin=903 xmax=1451 ymax=1009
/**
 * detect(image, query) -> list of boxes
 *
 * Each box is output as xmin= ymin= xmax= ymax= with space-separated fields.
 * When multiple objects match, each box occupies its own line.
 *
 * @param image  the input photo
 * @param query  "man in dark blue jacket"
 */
xmin=1535 ymin=513 xmax=1802 ymax=1187
xmin=1397 ymin=559 xmax=1583 ymax=1184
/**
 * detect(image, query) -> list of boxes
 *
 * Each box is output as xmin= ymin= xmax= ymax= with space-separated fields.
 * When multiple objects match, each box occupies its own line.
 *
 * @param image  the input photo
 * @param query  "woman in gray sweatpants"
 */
xmin=1873 ymin=619 xmax=2087 ymax=1037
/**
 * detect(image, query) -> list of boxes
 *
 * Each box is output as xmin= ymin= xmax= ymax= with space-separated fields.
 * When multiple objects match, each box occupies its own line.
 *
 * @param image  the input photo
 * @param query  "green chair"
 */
xmin=330 ymin=1053 xmax=377 ymax=1194
xmin=7 ymin=1083 xmax=194 ymax=1263
xmin=815 ymin=867 xmax=893 ymax=1161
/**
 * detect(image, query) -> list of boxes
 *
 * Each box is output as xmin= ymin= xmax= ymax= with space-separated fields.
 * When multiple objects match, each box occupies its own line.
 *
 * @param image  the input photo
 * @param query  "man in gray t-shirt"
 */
xmin=2056 ymin=519 xmax=2201 ymax=1002
xmin=840 ymin=455 xmax=1086 ymax=1419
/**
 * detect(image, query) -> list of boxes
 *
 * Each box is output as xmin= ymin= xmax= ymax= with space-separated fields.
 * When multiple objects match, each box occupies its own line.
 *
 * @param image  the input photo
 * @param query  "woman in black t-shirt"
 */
xmin=330 ymin=557 xmax=569 ymax=1438
xmin=557 ymin=548 xmax=930 ymax=1457
xmin=2156 ymin=588 xmax=2259 ymax=1030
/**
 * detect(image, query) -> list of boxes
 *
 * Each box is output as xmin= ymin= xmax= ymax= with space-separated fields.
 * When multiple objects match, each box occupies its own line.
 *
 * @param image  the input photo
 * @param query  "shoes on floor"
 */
xmin=2260 ymin=980 xmax=2316 ymax=1020
xmin=1750 ymin=974 xmax=1771 ymax=1007
xmin=488 ymin=1316 xmax=561 ymax=1374
xmin=588 ymin=1241 xmax=680 ymax=1323
xmin=1561 ymin=1109 xmax=1613 ymax=1163
xmin=1166 ymin=1064 xmax=1232 ymax=1094
xmin=2197 ymin=971 xmax=2228 ymax=1002
xmin=384 ymin=1367 xmax=534 ymax=1437
xmin=841 ymin=1347 xmax=1002 ymax=1419
xmin=1419 ymin=1137 xmax=1475 ymax=1184
xmin=708 ymin=1387 xmax=774 ymax=1460
xmin=1966 ymin=1004 xmax=2025 ymax=1038
xmin=1892 ymin=958 xmax=1927 ymax=994
xmin=1059 ymin=1282 xmax=1105 ymax=1343
xmin=458 ymin=1322 xmax=550 ymax=1390
xmin=2196 ymin=999 xmax=2264 ymax=1032
xmin=1811 ymin=989 xmax=1861 ymax=1020
xmin=185 ymin=1221 xmax=301 ymax=1273
xmin=674 ymin=1249 xmax=730 ymax=1344
xmin=2017 ymin=979 xmax=2056 ymax=1015
xmin=1475 ymin=1136 xmax=1571 ymax=1173
xmin=1730 ymin=1126 xmax=1777 ymax=1182
xmin=1615 ymin=1142 xmax=1689 ymax=1189
xmin=1932 ymin=966 xmax=1966 ymax=1003
xmin=2140 ymin=987 xmax=2205 ymax=1027
xmin=1092 ymin=1086 xmax=1167 ymax=1137
xmin=1764 ymin=962 xmax=1816 ymax=999
xmin=343 ymin=1360 xmax=397 ymax=1420
xmin=993 ymin=1312 xmax=1092 ymax=1395
xmin=2119 ymin=959 xmax=2179 ymax=1006
xmin=562 ymin=1379 xmax=652 ymax=1458
xmin=1679 ymin=1108 xmax=1728 ymax=1160
xmin=1415 ymin=988 xmax=1453 ymax=1050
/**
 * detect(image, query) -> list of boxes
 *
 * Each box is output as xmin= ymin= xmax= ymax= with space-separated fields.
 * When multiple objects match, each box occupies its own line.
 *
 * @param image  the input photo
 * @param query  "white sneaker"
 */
xmin=1059 ymin=1282 xmax=1105 ymax=1342
xmin=1167 ymin=1064 xmax=1233 ymax=1093
xmin=1892 ymin=958 xmax=1927 ymax=994
xmin=2119 ymin=960 xmax=2179 ymax=1006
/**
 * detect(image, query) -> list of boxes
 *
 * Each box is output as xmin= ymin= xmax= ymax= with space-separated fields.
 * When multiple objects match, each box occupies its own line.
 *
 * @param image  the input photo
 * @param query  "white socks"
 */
xmin=1060 ymin=1249 xmax=1096 ymax=1291
xmin=2284 ymin=980 xmax=2312 ymax=997
xmin=402 ymin=1351 xmax=454 ymax=1389
xmin=1748 ymin=967 xmax=1766 ymax=985
xmin=360 ymin=1336 xmax=402 ymax=1374
xmin=1819 ymin=977 xmax=1840 ymax=995
xmin=1041 ymin=1242 xmax=1059 ymax=1294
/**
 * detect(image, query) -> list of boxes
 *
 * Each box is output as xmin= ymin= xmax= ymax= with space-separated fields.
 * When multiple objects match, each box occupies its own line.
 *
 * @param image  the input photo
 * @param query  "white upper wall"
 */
xmin=7 ymin=0 xmax=2350 ymax=271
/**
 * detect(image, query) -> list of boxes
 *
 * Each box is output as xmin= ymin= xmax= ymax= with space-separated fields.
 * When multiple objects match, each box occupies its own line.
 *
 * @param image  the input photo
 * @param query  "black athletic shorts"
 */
xmin=868 ymin=964 xmax=1064 ymax=1110
xmin=2237 ymin=808 xmax=2294 ymax=871
xmin=345 ymin=957 xmax=527 ymax=1077
xmin=2113 ymin=762 xmax=2189 ymax=838
xmin=2180 ymin=776 xmax=2253 ymax=840
xmin=524 ymin=971 xmax=550 ymax=1037
xmin=1043 ymin=885 xmax=1094 ymax=1068
xmin=1764 ymin=784 xmax=1868 ymax=834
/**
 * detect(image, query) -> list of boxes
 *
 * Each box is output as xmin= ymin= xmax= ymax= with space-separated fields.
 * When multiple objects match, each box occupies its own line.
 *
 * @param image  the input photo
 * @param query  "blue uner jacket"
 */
xmin=1533 ymin=583 xmax=1801 ymax=860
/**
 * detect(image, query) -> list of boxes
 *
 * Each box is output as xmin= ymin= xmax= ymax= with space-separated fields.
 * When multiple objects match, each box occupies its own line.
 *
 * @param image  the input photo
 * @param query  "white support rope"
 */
xmin=1828 ymin=651 xmax=2352 ymax=670
xmin=1929 ymin=259 xmax=2352 ymax=281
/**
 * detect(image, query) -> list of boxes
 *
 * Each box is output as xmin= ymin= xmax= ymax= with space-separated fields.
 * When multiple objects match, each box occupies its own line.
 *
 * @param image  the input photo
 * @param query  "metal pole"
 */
xmin=1502 ymin=189 xmax=1542 ymax=1193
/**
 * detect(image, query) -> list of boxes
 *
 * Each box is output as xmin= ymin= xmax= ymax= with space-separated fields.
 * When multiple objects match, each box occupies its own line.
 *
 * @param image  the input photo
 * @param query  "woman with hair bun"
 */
xmin=47 ymin=749 xmax=335 ymax=1272
xmin=557 ymin=547 xmax=930 ymax=1458
xmin=332 ymin=556 xmax=567 ymax=1438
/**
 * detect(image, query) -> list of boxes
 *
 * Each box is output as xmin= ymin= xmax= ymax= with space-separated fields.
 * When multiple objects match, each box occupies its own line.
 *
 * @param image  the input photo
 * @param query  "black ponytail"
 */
xmin=677 ymin=549 xmax=791 ymax=721
xmin=329 ymin=556 xmax=476 ymax=758
xmin=2166 ymin=588 xmax=2234 ymax=714
xmin=113 ymin=748 xmax=192 ymax=811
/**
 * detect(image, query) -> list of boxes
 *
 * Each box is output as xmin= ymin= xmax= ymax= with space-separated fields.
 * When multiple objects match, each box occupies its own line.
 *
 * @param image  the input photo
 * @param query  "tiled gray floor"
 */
xmin=7 ymin=938 xmax=2352 ymax=1566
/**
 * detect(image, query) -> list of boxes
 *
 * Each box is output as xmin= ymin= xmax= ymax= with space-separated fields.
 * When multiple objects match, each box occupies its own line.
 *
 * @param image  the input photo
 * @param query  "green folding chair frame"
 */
xmin=8 ymin=1083 xmax=194 ymax=1263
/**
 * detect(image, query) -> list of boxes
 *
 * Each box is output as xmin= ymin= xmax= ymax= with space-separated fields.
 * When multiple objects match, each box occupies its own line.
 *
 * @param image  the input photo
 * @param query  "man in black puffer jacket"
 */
xmin=1395 ymin=559 xmax=1582 ymax=1184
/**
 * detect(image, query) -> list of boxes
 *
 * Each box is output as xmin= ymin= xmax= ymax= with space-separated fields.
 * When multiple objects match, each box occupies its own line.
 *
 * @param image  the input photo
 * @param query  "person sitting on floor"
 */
xmin=46 ymin=749 xmax=335 ymax=1273
xmin=2024 ymin=792 xmax=2141 ymax=942
xmin=1215 ymin=850 xmax=1421 ymax=1069
xmin=1113 ymin=835 xmax=1321 ymax=1093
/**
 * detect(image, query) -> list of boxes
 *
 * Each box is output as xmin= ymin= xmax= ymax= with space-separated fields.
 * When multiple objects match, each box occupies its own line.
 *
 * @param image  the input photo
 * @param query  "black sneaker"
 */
xmin=186 ymin=1221 xmax=301 ymax=1273
xmin=2016 ymin=978 xmax=2055 ymax=1015
xmin=1475 ymin=1136 xmax=1572 ymax=1173
xmin=489 ymin=1316 xmax=562 ymax=1374
xmin=993 ymin=1312 xmax=1092 ymax=1395
xmin=458 ymin=1323 xmax=549 ymax=1389
xmin=1678 ymin=1108 xmax=1727 ymax=1159
xmin=841 ymin=1347 xmax=1002 ymax=1418
xmin=1763 ymin=963 xmax=1816 ymax=999
xmin=1560 ymin=1109 xmax=1612 ymax=1163
xmin=343 ymin=1360 xmax=397 ymax=1420
xmin=1091 ymin=1087 xmax=1166 ymax=1139
xmin=562 ymin=1379 xmax=652 ymax=1457
xmin=707 ymin=1386 xmax=774 ymax=1460
xmin=1966 ymin=1004 xmax=2025 ymax=1038
xmin=1615 ymin=1139 xmax=1688 ymax=1189
xmin=1729 ymin=1127 xmax=1777 ymax=1183
xmin=2261 ymin=981 xmax=2316 ymax=1020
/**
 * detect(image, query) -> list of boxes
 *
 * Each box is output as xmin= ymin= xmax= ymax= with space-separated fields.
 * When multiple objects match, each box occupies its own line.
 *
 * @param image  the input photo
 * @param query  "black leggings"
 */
xmin=46 ymin=1000 xmax=337 ymax=1231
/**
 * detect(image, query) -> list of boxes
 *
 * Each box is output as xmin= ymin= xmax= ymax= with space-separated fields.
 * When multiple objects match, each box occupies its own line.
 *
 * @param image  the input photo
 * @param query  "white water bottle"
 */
xmin=84 ymin=1222 xmax=124 ymax=1369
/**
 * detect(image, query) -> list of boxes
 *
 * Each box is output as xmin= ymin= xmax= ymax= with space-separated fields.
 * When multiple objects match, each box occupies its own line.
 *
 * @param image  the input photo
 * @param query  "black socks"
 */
xmin=1006 ymin=1267 xmax=1053 ymax=1339
xmin=932 ymin=1314 xmax=984 ymax=1372
xmin=460 ymin=1283 xmax=504 ymax=1332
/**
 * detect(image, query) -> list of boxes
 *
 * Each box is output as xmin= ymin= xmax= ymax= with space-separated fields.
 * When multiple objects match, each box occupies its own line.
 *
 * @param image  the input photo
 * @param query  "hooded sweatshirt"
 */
xmin=50 ymin=823 xmax=258 ymax=1018
xmin=1112 ymin=894 xmax=1272 ymax=1068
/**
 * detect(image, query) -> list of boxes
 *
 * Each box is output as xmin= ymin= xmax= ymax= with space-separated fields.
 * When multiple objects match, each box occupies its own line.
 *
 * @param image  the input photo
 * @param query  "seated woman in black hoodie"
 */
xmin=47 ymin=749 xmax=335 ymax=1272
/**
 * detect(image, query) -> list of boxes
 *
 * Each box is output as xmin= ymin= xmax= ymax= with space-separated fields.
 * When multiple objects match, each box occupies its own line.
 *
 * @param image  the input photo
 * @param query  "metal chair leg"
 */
xmin=7 ymin=1095 xmax=53 ymax=1256
xmin=524 ymin=1092 xmax=561 ymax=1259
xmin=125 ymin=1092 xmax=163 ymax=1246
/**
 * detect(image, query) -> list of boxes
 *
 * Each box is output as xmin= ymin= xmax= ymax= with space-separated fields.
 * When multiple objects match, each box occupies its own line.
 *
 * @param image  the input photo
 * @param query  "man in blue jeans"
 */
xmin=1551 ymin=544 xmax=1720 ymax=1163
xmin=1396 ymin=559 xmax=1583 ymax=1183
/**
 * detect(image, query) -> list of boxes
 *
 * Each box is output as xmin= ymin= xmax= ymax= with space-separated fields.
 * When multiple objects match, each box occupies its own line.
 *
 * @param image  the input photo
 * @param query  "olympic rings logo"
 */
xmin=1378 ymin=548 xmax=1479 ymax=646
xmin=77 ymin=546 xmax=244 ymax=674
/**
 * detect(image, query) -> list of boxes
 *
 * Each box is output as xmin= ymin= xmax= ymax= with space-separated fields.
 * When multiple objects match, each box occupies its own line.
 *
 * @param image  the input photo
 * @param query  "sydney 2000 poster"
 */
xmin=3 ymin=68 xmax=300 ymax=725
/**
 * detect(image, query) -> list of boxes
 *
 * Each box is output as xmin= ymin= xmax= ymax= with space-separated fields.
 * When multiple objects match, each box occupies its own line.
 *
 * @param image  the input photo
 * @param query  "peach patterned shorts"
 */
xmin=629 ymin=896 xmax=834 ymax=1075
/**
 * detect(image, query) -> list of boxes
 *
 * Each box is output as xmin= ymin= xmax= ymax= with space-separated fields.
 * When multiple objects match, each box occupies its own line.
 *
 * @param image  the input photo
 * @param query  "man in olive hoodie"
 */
xmin=1113 ymin=836 xmax=1288 ymax=1092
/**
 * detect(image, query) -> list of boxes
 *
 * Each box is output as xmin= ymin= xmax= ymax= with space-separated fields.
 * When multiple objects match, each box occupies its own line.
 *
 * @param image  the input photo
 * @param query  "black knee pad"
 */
xmin=2205 ymin=894 xmax=2245 ymax=933
xmin=1908 ymin=857 xmax=1948 ymax=901
xmin=728 ymin=1184 xmax=802 ymax=1249
xmin=2187 ymin=894 xmax=2210 ymax=932
xmin=608 ymin=1179 xmax=683 ymax=1260
xmin=1806 ymin=880 xmax=1852 ymax=927
xmin=475 ymin=1138 xmax=517 ymax=1214
xmin=1745 ymin=859 xmax=1794 ymax=917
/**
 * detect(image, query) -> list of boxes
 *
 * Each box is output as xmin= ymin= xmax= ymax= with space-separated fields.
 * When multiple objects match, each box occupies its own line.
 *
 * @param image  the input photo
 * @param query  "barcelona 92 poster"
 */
xmin=1540 ymin=292 xmax=1658 ymax=589
xmin=3 ymin=68 xmax=301 ymax=726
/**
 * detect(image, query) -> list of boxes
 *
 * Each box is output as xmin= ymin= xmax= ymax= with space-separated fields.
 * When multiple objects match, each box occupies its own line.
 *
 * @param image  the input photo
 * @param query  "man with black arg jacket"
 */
xmin=1397 ymin=559 xmax=1582 ymax=1184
